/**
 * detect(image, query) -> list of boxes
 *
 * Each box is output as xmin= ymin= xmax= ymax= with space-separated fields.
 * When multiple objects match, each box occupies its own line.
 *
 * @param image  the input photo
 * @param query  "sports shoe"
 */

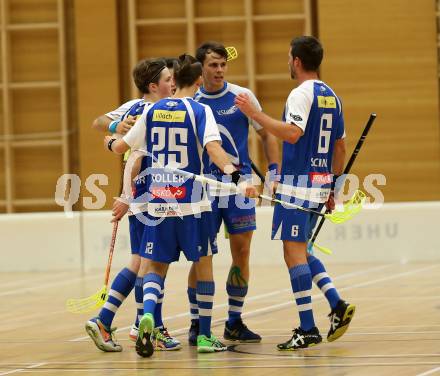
xmin=85 ymin=317 xmax=122 ymax=352
xmin=135 ymin=313 xmax=155 ymax=357
xmin=129 ymin=324 xmax=138 ymax=342
xmin=327 ymin=300 xmax=356 ymax=342
xmin=152 ymin=327 xmax=182 ymax=351
xmin=277 ymin=327 xmax=322 ymax=350
xmin=188 ymin=319 xmax=199 ymax=346
xmin=224 ymin=319 xmax=262 ymax=343
xmin=197 ymin=334 xmax=227 ymax=353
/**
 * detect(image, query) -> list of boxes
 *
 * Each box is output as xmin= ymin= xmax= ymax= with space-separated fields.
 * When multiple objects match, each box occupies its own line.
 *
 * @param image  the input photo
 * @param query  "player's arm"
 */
xmin=235 ymin=93 xmax=303 ymax=144
xmin=332 ymin=138 xmax=346 ymax=176
xmin=92 ymin=99 xmax=138 ymax=134
xmin=256 ymin=128 xmax=280 ymax=168
xmin=205 ymin=140 xmax=237 ymax=174
xmin=104 ymin=108 xmax=148 ymax=154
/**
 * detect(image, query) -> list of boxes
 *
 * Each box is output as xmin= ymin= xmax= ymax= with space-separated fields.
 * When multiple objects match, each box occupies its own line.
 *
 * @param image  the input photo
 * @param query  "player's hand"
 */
xmin=325 ymin=192 xmax=335 ymax=212
xmin=111 ymin=198 xmax=129 ymax=222
xmin=116 ymin=118 xmax=135 ymax=135
xmin=238 ymin=182 xmax=259 ymax=198
xmin=234 ymin=93 xmax=258 ymax=118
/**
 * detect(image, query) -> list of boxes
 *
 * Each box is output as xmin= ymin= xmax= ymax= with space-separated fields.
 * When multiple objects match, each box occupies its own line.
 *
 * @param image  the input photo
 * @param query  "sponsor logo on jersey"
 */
xmin=153 ymin=110 xmax=186 ymax=122
xmin=317 ymin=96 xmax=336 ymax=109
xmin=309 ymin=172 xmax=332 ymax=184
xmin=151 ymin=186 xmax=186 ymax=199
xmin=319 ymin=85 xmax=327 ymax=92
xmin=166 ymin=101 xmax=179 ymax=107
xmin=154 ymin=204 xmax=181 ymax=216
xmin=311 ymin=158 xmax=328 ymax=168
xmin=151 ymin=173 xmax=185 ymax=183
xmin=217 ymin=105 xmax=239 ymax=116
xmin=289 ymin=113 xmax=303 ymax=122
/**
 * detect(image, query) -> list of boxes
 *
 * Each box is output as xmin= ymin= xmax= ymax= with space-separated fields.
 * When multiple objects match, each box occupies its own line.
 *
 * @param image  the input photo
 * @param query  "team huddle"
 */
xmin=85 ymin=36 xmax=355 ymax=357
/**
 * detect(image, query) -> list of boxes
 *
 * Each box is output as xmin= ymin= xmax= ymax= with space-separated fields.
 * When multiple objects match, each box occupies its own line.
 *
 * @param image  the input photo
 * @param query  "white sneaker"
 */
xmin=85 ymin=317 xmax=122 ymax=352
xmin=129 ymin=324 xmax=139 ymax=342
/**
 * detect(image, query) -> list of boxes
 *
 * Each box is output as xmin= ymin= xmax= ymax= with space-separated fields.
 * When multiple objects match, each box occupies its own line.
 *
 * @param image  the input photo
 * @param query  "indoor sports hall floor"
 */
xmin=1 ymin=262 xmax=439 ymax=376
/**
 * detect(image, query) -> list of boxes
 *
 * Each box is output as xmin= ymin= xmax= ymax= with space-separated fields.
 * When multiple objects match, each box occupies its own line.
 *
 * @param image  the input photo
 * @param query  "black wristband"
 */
xmin=231 ymin=170 xmax=242 ymax=185
xmin=107 ymin=138 xmax=117 ymax=151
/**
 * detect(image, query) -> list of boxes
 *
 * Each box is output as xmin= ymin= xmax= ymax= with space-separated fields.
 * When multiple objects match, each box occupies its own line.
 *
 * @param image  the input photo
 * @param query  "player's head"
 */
xmin=289 ymin=36 xmax=323 ymax=79
xmin=196 ymin=41 xmax=228 ymax=90
xmin=173 ymin=54 xmax=203 ymax=89
xmin=163 ymin=57 xmax=178 ymax=94
xmin=132 ymin=58 xmax=172 ymax=98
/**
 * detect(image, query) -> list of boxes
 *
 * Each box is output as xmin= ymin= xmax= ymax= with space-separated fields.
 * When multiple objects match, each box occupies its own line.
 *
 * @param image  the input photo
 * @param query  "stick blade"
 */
xmin=66 ymin=286 xmax=108 ymax=314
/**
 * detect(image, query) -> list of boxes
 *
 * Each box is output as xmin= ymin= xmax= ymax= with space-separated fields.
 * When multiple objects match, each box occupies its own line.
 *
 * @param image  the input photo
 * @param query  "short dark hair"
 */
xmin=173 ymin=54 xmax=202 ymax=88
xmin=195 ymin=41 xmax=228 ymax=64
xmin=163 ymin=57 xmax=178 ymax=70
xmin=132 ymin=58 xmax=167 ymax=94
xmin=290 ymin=36 xmax=323 ymax=72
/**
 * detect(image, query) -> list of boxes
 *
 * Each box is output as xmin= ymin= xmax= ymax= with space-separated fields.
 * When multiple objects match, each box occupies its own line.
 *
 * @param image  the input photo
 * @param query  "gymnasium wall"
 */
xmin=1 ymin=203 xmax=439 ymax=272
xmin=0 ymin=0 xmax=438 ymax=214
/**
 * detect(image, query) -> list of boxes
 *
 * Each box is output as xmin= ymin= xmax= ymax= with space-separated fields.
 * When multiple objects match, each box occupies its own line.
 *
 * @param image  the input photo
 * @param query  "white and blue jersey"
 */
xmin=195 ymin=82 xmax=262 ymax=179
xmin=123 ymin=97 xmax=221 ymax=217
xmin=277 ymin=80 xmax=345 ymax=206
xmin=195 ymin=82 xmax=260 ymax=234
xmin=123 ymin=97 xmax=221 ymax=263
xmin=273 ymin=79 xmax=345 ymax=242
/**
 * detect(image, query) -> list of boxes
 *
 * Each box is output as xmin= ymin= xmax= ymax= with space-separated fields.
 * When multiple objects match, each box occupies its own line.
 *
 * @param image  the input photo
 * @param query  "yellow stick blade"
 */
xmin=66 ymin=286 xmax=108 ymax=314
xmin=226 ymin=46 xmax=238 ymax=61
xmin=314 ymin=243 xmax=333 ymax=255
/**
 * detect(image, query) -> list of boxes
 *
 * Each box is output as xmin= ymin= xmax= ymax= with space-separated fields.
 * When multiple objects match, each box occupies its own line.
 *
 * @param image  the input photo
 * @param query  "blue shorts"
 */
xmin=128 ymin=215 xmax=143 ymax=255
xmin=272 ymin=197 xmax=323 ymax=242
xmin=139 ymin=212 xmax=218 ymax=264
xmin=211 ymin=195 xmax=256 ymax=235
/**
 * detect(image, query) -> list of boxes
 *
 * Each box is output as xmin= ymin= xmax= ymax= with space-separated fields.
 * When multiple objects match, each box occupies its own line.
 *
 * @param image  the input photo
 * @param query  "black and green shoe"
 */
xmin=277 ymin=327 xmax=322 ymax=350
xmin=135 ymin=313 xmax=155 ymax=357
xmin=327 ymin=300 xmax=356 ymax=342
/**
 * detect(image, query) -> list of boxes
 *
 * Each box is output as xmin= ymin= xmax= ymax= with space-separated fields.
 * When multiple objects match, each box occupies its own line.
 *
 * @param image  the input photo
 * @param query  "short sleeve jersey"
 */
xmin=278 ymin=80 xmax=345 ymax=204
xmin=194 ymin=82 xmax=262 ymax=177
xmin=123 ymin=97 xmax=221 ymax=217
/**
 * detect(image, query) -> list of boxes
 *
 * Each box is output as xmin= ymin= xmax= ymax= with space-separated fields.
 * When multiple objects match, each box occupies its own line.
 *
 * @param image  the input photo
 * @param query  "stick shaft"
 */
xmin=104 ymin=221 xmax=118 ymax=287
xmin=310 ymin=113 xmax=377 ymax=244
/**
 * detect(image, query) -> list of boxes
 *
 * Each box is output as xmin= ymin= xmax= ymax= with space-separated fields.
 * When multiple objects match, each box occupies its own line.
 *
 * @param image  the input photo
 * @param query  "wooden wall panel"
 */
xmin=318 ymin=0 xmax=440 ymax=202
xmin=73 ymin=0 xmax=121 ymax=210
xmin=9 ymin=0 xmax=57 ymax=23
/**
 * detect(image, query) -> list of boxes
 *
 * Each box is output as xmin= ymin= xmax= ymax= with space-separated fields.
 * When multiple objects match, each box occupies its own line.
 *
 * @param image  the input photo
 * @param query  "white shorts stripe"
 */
xmin=196 ymin=294 xmax=214 ymax=303
xmin=312 ymin=272 xmax=328 ymax=284
xmin=143 ymin=293 xmax=158 ymax=303
xmin=108 ymin=289 xmax=126 ymax=302
xmin=293 ymin=289 xmax=312 ymax=300
xmin=321 ymin=282 xmax=335 ymax=294
xmin=198 ymin=308 xmax=213 ymax=316
xmin=143 ymin=282 xmax=161 ymax=292
xmin=103 ymin=301 xmax=118 ymax=313
xmin=297 ymin=303 xmax=313 ymax=312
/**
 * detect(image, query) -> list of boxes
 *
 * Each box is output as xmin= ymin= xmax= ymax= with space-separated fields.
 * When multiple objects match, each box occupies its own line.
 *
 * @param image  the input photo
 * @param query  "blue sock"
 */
xmin=134 ymin=277 xmax=143 ymax=327
xmin=154 ymin=281 xmax=164 ymax=329
xmin=197 ymin=281 xmax=215 ymax=337
xmin=308 ymin=255 xmax=340 ymax=309
xmin=187 ymin=287 xmax=199 ymax=321
xmin=143 ymin=273 xmax=164 ymax=318
xmin=289 ymin=264 xmax=315 ymax=331
xmin=226 ymin=284 xmax=248 ymax=325
xmin=99 ymin=267 xmax=136 ymax=328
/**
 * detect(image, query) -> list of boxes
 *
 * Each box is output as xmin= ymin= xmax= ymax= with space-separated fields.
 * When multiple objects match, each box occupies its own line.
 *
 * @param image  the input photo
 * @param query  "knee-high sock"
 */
xmin=99 ymin=267 xmax=136 ymax=328
xmin=289 ymin=264 xmax=315 ymax=331
xmin=308 ymin=255 xmax=340 ymax=309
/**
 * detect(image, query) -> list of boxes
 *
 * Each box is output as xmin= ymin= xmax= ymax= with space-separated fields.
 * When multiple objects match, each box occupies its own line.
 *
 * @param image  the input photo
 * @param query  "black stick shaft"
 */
xmin=310 ymin=113 xmax=377 ymax=245
xmin=250 ymin=159 xmax=266 ymax=183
